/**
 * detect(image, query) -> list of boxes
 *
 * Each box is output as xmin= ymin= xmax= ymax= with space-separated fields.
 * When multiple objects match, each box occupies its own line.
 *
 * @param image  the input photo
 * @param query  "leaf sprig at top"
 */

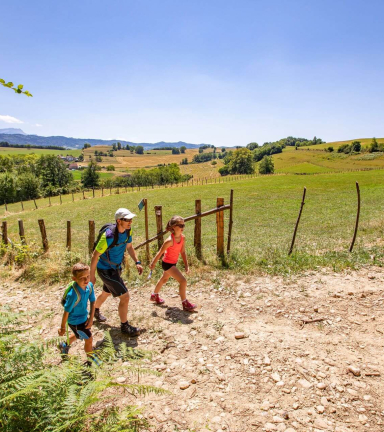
xmin=0 ymin=78 xmax=33 ymax=97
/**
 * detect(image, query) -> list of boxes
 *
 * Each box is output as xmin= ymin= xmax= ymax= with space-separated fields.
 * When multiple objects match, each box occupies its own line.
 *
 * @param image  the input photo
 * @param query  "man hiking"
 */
xmin=90 ymin=208 xmax=145 ymax=337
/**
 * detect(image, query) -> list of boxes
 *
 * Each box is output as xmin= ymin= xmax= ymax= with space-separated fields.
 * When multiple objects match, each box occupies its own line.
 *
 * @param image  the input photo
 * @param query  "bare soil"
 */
xmin=1 ymin=267 xmax=384 ymax=432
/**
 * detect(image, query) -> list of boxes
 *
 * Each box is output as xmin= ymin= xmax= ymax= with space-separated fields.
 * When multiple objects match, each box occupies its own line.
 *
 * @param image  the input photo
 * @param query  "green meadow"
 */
xmin=2 ymin=169 xmax=384 ymax=277
xmin=71 ymin=170 xmax=116 ymax=181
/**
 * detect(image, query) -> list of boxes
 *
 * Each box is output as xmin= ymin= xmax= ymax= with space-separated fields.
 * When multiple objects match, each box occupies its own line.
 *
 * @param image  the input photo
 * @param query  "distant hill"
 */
xmin=0 ymin=128 xmax=26 ymax=135
xmin=0 ymin=132 xmax=211 ymax=150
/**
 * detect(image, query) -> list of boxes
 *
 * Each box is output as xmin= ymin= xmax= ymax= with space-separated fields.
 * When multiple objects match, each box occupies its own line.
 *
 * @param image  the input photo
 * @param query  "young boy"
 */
xmin=58 ymin=263 xmax=96 ymax=357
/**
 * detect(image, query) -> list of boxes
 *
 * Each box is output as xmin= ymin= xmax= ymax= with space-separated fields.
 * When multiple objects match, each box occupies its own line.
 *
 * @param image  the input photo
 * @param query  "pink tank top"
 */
xmin=163 ymin=234 xmax=184 ymax=264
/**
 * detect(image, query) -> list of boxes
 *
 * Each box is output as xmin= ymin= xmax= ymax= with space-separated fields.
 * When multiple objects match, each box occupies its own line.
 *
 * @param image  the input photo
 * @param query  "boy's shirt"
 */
xmin=64 ymin=282 xmax=95 ymax=325
xmin=95 ymin=229 xmax=132 ymax=270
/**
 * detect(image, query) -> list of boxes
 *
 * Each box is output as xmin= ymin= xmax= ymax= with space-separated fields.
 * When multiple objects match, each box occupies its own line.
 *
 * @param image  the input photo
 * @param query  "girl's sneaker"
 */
xmin=182 ymin=299 xmax=196 ymax=312
xmin=150 ymin=293 xmax=165 ymax=304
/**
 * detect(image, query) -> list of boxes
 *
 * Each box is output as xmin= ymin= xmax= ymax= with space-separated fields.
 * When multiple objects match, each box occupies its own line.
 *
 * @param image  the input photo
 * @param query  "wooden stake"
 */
xmin=216 ymin=198 xmax=225 ymax=257
xmin=72 ymin=192 xmax=74 ymax=202
xmin=88 ymin=220 xmax=95 ymax=256
xmin=288 ymin=187 xmax=307 ymax=255
xmin=38 ymin=219 xmax=49 ymax=252
xmin=18 ymin=219 xmax=26 ymax=244
xmin=20 ymin=200 xmax=24 ymax=211
xmin=155 ymin=205 xmax=164 ymax=249
xmin=194 ymin=199 xmax=202 ymax=260
xmin=4 ymin=201 xmax=7 ymax=212
xmin=59 ymin=194 xmax=62 ymax=205
xmin=101 ymin=187 xmax=104 ymax=196
xmin=92 ymin=188 xmax=95 ymax=198
xmin=33 ymin=198 xmax=38 ymax=209
xmin=144 ymin=199 xmax=150 ymax=262
xmin=2 ymin=221 xmax=8 ymax=245
xmin=227 ymin=189 xmax=234 ymax=254
xmin=349 ymin=181 xmax=361 ymax=252
xmin=83 ymin=190 xmax=85 ymax=200
xmin=48 ymin=196 xmax=51 ymax=206
xmin=66 ymin=220 xmax=71 ymax=251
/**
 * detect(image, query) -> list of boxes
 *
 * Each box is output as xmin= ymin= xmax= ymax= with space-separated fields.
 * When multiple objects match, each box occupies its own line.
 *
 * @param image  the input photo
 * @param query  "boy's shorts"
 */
xmin=68 ymin=321 xmax=92 ymax=339
xmin=97 ymin=267 xmax=128 ymax=297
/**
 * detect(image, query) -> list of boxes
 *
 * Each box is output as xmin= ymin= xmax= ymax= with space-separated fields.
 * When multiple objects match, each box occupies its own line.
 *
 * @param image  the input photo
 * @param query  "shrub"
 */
xmin=259 ymin=155 xmax=274 ymax=174
xmin=106 ymin=165 xmax=115 ymax=171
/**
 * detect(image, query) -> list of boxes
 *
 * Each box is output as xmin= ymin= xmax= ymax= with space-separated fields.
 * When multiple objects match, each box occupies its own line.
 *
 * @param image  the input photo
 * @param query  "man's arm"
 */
xmin=90 ymin=250 xmax=101 ymax=285
xmin=126 ymin=242 xmax=143 ymax=275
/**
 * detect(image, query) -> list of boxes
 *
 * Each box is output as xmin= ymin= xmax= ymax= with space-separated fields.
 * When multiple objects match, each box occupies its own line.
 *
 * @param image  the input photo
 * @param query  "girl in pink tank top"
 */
xmin=149 ymin=216 xmax=196 ymax=312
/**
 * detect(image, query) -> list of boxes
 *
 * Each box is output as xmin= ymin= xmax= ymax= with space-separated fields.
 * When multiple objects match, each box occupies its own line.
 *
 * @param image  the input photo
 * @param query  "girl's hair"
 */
xmin=166 ymin=215 xmax=184 ymax=233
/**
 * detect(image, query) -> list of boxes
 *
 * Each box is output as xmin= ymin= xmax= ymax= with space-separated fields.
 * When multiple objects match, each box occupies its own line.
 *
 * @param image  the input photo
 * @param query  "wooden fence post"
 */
xmin=4 ymin=201 xmax=7 ymax=212
xmin=59 ymin=194 xmax=62 ymax=205
xmin=216 ymin=198 xmax=225 ymax=257
xmin=72 ymin=192 xmax=74 ymax=202
xmin=88 ymin=220 xmax=95 ymax=256
xmin=194 ymin=199 xmax=202 ymax=260
xmin=66 ymin=220 xmax=71 ymax=251
xmin=349 ymin=182 xmax=361 ymax=252
xmin=1 ymin=221 xmax=8 ymax=245
xmin=83 ymin=190 xmax=85 ymax=200
xmin=155 ymin=205 xmax=164 ymax=249
xmin=144 ymin=199 xmax=150 ymax=262
xmin=101 ymin=187 xmax=104 ymax=197
xmin=20 ymin=200 xmax=24 ymax=211
xmin=38 ymin=219 xmax=49 ymax=252
xmin=33 ymin=198 xmax=38 ymax=209
xmin=18 ymin=219 xmax=26 ymax=244
xmin=227 ymin=189 xmax=234 ymax=254
xmin=288 ymin=187 xmax=307 ymax=255
xmin=48 ymin=196 xmax=51 ymax=206
xmin=92 ymin=188 xmax=95 ymax=198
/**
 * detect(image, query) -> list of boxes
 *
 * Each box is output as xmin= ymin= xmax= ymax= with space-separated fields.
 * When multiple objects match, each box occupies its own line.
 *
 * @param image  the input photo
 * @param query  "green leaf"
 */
xmin=18 ymin=84 xmax=24 ymax=90
xmin=24 ymin=91 xmax=33 ymax=97
xmin=6 ymin=82 xmax=14 ymax=87
xmin=0 ymin=78 xmax=5 ymax=84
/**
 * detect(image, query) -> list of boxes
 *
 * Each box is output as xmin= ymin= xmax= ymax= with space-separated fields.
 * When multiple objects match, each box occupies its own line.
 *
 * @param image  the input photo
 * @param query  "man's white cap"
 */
xmin=115 ymin=208 xmax=137 ymax=220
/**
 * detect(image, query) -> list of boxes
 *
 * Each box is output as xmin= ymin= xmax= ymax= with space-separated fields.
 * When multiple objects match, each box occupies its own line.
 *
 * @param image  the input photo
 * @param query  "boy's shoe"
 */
xmin=58 ymin=342 xmax=70 ymax=355
xmin=182 ymin=299 xmax=197 ymax=312
xmin=120 ymin=322 xmax=145 ymax=337
xmin=88 ymin=354 xmax=102 ymax=367
xmin=95 ymin=308 xmax=107 ymax=322
xmin=150 ymin=293 xmax=165 ymax=304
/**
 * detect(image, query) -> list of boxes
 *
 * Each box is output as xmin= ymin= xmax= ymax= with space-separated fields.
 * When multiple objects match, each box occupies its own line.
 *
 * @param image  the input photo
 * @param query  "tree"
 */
xmin=326 ymin=146 xmax=334 ymax=152
xmin=0 ymin=173 xmax=17 ymax=204
xmin=0 ymin=78 xmax=32 ymax=97
xmin=351 ymin=141 xmax=361 ymax=152
xmin=16 ymin=172 xmax=41 ymax=201
xmin=112 ymin=143 xmax=117 ymax=151
xmin=117 ymin=142 xmax=122 ymax=150
xmin=81 ymin=160 xmax=100 ymax=188
xmin=180 ymin=146 xmax=186 ymax=154
xmin=36 ymin=155 xmax=72 ymax=188
xmin=228 ymin=148 xmax=254 ymax=174
xmin=221 ymin=147 xmax=226 ymax=152
xmin=0 ymin=155 xmax=14 ymax=173
xmin=199 ymin=148 xmax=203 ymax=154
xmin=172 ymin=148 xmax=180 ymax=154
xmin=246 ymin=142 xmax=259 ymax=150
xmin=95 ymin=155 xmax=102 ymax=162
xmin=258 ymin=155 xmax=274 ymax=174
xmin=369 ymin=138 xmax=379 ymax=153
xmin=106 ymin=165 xmax=115 ymax=171
xmin=83 ymin=143 xmax=91 ymax=149
xmin=135 ymin=146 xmax=144 ymax=155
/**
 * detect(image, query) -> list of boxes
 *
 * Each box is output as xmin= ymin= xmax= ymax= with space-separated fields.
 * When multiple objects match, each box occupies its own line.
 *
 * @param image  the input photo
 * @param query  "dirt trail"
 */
xmin=1 ymin=267 xmax=384 ymax=432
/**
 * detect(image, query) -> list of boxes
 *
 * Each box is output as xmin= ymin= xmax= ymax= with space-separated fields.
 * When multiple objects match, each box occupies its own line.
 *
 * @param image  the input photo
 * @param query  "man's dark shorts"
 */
xmin=68 ymin=321 xmax=92 ymax=339
xmin=97 ymin=268 xmax=128 ymax=297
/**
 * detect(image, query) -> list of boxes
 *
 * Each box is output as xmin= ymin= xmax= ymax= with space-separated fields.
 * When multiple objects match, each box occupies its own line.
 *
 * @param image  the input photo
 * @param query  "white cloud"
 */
xmin=0 ymin=115 xmax=24 ymax=124
xmin=35 ymin=123 xmax=42 ymax=127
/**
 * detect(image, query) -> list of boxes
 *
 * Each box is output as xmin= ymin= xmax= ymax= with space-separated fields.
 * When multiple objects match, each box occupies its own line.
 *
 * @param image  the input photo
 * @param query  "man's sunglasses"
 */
xmin=121 ymin=218 xmax=133 ymax=222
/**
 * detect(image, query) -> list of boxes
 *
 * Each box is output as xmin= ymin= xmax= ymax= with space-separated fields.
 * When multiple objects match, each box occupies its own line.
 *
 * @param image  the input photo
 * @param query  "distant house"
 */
xmin=68 ymin=163 xmax=79 ymax=170
xmin=66 ymin=156 xmax=75 ymax=161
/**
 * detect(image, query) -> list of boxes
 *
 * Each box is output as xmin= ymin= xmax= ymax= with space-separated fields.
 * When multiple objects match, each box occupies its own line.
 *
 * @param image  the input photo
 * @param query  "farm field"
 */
xmin=71 ymin=170 xmax=116 ymax=181
xmin=0 ymin=147 xmax=81 ymax=157
xmin=82 ymin=146 xmax=201 ymax=169
xmin=2 ymin=169 xmax=384 ymax=275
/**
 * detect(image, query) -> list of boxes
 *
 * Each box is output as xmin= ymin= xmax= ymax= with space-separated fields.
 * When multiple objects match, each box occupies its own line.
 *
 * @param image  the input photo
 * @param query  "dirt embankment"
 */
xmin=1 ymin=267 xmax=384 ymax=432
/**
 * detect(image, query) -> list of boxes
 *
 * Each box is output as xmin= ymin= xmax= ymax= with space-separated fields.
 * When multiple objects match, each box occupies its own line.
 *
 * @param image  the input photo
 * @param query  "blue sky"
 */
xmin=1 ymin=0 xmax=383 ymax=146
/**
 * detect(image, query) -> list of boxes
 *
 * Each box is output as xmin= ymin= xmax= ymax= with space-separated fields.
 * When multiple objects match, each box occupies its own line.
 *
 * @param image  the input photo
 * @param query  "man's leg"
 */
xmin=95 ymin=291 xmax=111 ymax=309
xmin=118 ymin=292 xmax=130 ymax=322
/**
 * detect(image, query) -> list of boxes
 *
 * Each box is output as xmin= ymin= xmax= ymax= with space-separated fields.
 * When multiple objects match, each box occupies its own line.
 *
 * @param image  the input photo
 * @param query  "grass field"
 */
xmin=2 ymin=169 xmax=384 ymax=277
xmin=0 ymin=147 xmax=81 ymax=157
xmin=273 ymin=138 xmax=384 ymax=174
xmin=71 ymin=171 xmax=116 ymax=181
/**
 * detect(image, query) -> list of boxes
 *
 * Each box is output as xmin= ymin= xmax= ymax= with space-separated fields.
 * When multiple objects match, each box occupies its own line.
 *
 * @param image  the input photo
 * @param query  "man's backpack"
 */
xmin=93 ymin=223 xmax=132 ymax=268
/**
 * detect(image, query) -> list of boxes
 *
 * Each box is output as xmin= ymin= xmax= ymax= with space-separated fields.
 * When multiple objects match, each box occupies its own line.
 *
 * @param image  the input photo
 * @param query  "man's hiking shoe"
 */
xmin=58 ymin=342 xmax=70 ymax=356
xmin=182 ymin=299 xmax=197 ymax=312
xmin=150 ymin=293 xmax=165 ymax=304
xmin=94 ymin=308 xmax=107 ymax=322
xmin=120 ymin=322 xmax=145 ymax=337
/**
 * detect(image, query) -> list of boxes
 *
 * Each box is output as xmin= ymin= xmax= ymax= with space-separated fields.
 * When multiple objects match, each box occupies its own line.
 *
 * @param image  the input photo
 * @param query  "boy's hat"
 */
xmin=115 ymin=208 xmax=136 ymax=220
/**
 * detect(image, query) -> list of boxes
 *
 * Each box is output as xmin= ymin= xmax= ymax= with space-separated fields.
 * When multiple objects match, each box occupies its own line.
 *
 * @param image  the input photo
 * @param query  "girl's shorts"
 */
xmin=162 ymin=261 xmax=176 ymax=271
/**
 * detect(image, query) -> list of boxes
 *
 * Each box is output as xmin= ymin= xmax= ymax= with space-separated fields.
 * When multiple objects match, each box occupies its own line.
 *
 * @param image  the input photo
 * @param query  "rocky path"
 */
xmin=1 ymin=267 xmax=384 ymax=432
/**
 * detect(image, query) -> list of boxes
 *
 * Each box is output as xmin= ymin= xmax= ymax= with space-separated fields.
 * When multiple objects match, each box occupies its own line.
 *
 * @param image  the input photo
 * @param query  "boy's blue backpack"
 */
xmin=61 ymin=282 xmax=93 ymax=307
